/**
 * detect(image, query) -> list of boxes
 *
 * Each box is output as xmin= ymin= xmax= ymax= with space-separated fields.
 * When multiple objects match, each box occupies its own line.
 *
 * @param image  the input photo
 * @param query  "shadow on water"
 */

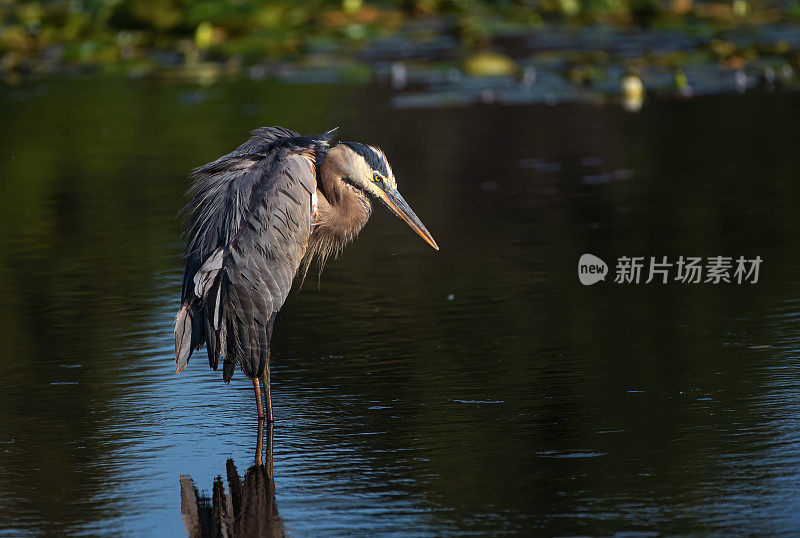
xmin=180 ymin=421 xmax=283 ymax=537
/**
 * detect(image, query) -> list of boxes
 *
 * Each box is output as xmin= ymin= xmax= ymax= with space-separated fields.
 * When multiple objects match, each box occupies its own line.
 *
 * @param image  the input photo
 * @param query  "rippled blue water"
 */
xmin=1 ymin=78 xmax=800 ymax=535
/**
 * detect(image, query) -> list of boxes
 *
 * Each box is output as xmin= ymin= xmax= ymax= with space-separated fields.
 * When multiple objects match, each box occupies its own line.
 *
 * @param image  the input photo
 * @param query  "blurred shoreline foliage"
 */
xmin=1 ymin=0 xmax=800 ymax=101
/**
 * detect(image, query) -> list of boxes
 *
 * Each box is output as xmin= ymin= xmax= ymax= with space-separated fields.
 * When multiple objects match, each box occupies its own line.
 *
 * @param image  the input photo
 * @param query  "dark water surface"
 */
xmin=2 ymin=78 xmax=800 ymax=535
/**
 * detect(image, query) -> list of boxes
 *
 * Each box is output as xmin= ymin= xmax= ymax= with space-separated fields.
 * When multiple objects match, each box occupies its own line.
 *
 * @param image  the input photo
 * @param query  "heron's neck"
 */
xmin=317 ymin=152 xmax=372 ymax=241
xmin=301 ymin=146 xmax=373 ymax=276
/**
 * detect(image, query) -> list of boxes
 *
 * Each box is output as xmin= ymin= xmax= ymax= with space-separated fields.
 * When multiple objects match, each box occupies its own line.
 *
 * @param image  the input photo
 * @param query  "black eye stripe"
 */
xmin=342 ymin=141 xmax=390 ymax=178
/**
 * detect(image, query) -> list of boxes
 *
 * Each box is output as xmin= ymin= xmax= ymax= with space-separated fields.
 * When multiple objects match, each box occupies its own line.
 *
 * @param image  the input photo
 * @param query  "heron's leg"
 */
xmin=262 ymin=313 xmax=277 ymax=423
xmin=261 ymin=361 xmax=273 ymax=423
xmin=253 ymin=378 xmax=265 ymax=419
xmin=255 ymin=417 xmax=265 ymax=466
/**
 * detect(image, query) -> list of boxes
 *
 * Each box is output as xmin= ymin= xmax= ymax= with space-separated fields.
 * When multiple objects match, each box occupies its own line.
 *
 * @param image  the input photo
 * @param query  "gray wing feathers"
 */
xmin=175 ymin=132 xmax=317 ymax=380
xmin=193 ymin=247 xmax=224 ymax=299
xmin=216 ymin=153 xmax=315 ymax=379
xmin=176 ymin=247 xmax=225 ymax=373
xmin=180 ymin=126 xmax=301 ymax=301
xmin=174 ymin=304 xmax=193 ymax=373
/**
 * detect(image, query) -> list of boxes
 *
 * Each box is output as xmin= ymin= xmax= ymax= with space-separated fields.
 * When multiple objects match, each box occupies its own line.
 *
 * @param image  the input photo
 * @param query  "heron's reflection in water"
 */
xmin=180 ymin=420 xmax=283 ymax=537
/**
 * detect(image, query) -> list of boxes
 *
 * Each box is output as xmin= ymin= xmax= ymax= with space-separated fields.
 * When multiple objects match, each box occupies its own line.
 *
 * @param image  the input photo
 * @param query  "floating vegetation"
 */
xmin=1 ymin=2 xmax=800 ymax=108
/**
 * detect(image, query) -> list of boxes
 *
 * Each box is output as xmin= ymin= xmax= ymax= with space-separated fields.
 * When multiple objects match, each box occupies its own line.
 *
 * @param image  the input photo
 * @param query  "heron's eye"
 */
xmin=373 ymin=173 xmax=382 ymax=183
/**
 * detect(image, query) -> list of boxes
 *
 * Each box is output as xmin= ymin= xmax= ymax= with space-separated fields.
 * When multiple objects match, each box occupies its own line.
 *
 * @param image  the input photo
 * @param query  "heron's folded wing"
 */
xmin=175 ymin=128 xmax=321 ymax=375
xmin=180 ymin=127 xmax=302 ymax=302
xmin=211 ymin=148 xmax=318 ymax=379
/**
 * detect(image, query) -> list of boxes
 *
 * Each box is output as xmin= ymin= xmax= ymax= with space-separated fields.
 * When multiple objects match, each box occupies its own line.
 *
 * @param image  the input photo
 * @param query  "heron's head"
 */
xmin=336 ymin=141 xmax=438 ymax=250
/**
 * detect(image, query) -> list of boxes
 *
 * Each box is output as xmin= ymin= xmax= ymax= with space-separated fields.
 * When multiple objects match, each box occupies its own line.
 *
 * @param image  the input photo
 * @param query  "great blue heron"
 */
xmin=174 ymin=126 xmax=438 ymax=421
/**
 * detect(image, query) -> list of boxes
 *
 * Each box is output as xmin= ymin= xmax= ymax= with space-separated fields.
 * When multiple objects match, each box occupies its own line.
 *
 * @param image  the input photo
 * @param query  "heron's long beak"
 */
xmin=380 ymin=188 xmax=439 ymax=250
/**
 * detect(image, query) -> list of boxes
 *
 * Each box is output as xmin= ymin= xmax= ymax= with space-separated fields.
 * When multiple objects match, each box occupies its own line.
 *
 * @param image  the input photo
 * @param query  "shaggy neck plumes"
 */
xmin=301 ymin=144 xmax=373 ymax=279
